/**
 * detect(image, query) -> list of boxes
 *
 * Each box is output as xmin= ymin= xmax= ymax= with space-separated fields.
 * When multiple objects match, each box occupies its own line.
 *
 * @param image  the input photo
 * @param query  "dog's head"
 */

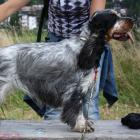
xmin=88 ymin=9 xmax=134 ymax=42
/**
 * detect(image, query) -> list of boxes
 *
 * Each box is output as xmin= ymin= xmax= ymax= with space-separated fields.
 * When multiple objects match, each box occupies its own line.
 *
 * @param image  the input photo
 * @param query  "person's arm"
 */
xmin=90 ymin=0 xmax=106 ymax=16
xmin=0 ymin=0 xmax=30 ymax=22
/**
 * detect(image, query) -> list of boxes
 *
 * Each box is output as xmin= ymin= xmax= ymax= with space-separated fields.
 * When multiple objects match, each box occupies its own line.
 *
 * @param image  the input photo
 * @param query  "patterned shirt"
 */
xmin=48 ymin=0 xmax=90 ymax=38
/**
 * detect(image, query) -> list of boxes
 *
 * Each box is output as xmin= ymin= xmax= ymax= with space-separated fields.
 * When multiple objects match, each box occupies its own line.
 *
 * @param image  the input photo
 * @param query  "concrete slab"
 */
xmin=0 ymin=120 xmax=140 ymax=140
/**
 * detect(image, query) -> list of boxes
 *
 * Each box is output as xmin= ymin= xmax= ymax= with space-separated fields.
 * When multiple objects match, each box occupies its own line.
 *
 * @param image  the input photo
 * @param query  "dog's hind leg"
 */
xmin=61 ymin=89 xmax=94 ymax=132
xmin=0 ymin=80 xmax=13 ymax=104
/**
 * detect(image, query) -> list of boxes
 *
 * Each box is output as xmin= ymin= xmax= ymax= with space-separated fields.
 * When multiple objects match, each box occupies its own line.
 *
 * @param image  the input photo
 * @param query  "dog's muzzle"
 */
xmin=107 ymin=16 xmax=135 ymax=43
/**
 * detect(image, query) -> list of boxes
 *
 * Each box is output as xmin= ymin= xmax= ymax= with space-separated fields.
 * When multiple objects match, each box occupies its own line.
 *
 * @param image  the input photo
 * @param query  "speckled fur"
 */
xmin=0 ymin=10 xmax=129 ymax=132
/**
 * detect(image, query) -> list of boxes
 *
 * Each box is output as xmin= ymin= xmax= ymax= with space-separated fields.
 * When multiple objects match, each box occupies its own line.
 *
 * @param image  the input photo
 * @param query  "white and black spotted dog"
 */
xmin=0 ymin=10 xmax=134 ymax=132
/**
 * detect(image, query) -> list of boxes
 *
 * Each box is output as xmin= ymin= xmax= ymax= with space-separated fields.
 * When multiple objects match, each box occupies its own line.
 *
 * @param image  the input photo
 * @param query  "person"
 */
xmin=0 ymin=0 xmax=118 ymax=120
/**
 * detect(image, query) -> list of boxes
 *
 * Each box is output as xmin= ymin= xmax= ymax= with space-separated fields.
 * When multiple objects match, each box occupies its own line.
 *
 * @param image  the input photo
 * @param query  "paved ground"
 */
xmin=0 ymin=120 xmax=140 ymax=140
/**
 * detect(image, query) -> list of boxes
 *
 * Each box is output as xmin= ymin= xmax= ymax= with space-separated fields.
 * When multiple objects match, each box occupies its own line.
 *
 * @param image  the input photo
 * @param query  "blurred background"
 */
xmin=0 ymin=0 xmax=140 ymax=120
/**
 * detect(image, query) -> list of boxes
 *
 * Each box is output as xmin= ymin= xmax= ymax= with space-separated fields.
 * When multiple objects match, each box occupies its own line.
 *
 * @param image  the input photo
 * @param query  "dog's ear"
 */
xmin=88 ymin=9 xmax=119 ymax=34
xmin=78 ymin=35 xmax=105 ymax=69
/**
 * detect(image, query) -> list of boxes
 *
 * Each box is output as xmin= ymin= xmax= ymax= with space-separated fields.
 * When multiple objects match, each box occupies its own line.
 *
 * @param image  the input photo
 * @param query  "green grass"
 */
xmin=0 ymin=27 xmax=47 ymax=45
xmin=112 ymin=39 xmax=140 ymax=105
xmin=0 ymin=28 xmax=140 ymax=120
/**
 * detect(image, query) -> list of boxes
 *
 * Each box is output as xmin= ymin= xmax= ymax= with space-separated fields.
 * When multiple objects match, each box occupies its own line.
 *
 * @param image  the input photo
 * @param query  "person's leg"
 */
xmin=101 ymin=46 xmax=118 ymax=106
xmin=83 ymin=53 xmax=104 ymax=120
xmin=89 ymin=45 xmax=118 ymax=120
xmin=44 ymin=106 xmax=61 ymax=120
xmin=88 ymin=52 xmax=105 ymax=120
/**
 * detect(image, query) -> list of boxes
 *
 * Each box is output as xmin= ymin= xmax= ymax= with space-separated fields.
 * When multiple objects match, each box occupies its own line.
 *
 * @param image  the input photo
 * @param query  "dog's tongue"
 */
xmin=127 ymin=31 xmax=134 ymax=43
xmin=112 ymin=31 xmax=134 ymax=43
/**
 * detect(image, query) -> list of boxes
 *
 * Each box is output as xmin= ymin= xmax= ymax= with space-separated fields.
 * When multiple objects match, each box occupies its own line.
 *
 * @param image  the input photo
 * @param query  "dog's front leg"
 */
xmin=61 ymin=89 xmax=94 ymax=132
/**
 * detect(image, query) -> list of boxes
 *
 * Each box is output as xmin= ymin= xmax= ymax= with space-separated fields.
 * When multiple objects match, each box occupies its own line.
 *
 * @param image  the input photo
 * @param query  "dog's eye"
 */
xmin=111 ymin=10 xmax=118 ymax=15
xmin=110 ymin=9 xmax=120 ymax=16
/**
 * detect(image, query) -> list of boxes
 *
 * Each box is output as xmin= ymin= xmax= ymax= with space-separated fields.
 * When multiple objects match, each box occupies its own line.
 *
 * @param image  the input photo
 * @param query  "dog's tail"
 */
xmin=0 ymin=46 xmax=18 ymax=104
xmin=0 ymin=81 xmax=14 ymax=104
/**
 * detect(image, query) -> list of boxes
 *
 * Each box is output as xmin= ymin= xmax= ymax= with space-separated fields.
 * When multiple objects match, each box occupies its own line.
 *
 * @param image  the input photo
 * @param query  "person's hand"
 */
xmin=0 ymin=0 xmax=30 ymax=22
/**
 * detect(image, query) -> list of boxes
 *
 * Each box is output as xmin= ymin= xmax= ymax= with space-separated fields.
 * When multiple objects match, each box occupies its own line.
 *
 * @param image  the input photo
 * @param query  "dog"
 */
xmin=0 ymin=9 xmax=134 ymax=132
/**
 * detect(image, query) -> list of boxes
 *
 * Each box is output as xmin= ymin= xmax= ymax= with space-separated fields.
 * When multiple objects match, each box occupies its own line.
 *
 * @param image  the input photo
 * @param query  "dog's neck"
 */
xmin=79 ymin=23 xmax=106 ymax=42
xmin=79 ymin=23 xmax=91 ymax=42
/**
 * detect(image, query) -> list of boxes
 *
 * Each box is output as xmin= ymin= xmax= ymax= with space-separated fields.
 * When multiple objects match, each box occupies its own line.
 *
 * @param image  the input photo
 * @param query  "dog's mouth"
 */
xmin=112 ymin=31 xmax=134 ymax=42
xmin=107 ymin=17 xmax=135 ymax=43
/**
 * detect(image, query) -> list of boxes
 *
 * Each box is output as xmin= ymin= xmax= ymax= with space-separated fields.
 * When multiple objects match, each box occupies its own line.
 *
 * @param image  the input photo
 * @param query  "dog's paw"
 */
xmin=72 ymin=116 xmax=94 ymax=133
xmin=85 ymin=120 xmax=94 ymax=132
